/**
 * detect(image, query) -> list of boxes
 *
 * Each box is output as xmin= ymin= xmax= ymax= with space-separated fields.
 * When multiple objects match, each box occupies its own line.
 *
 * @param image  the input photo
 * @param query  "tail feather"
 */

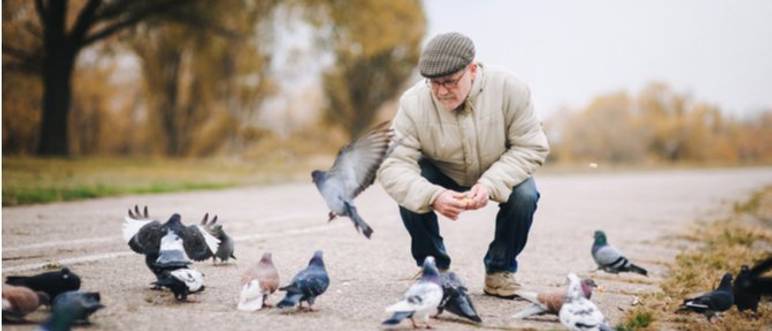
xmin=382 ymin=311 xmax=413 ymax=326
xmin=627 ymin=263 xmax=648 ymax=276
xmin=512 ymin=304 xmax=546 ymax=319
xmin=446 ymin=295 xmax=482 ymax=323
xmin=514 ymin=290 xmax=540 ymax=304
xmin=345 ymin=203 xmax=373 ymax=239
xmin=4 ymin=276 xmax=26 ymax=285
xmin=276 ymin=293 xmax=303 ymax=309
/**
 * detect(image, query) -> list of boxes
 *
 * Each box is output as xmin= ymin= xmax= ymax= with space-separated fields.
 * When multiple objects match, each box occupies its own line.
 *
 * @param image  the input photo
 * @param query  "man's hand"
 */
xmin=432 ymin=190 xmax=467 ymax=220
xmin=464 ymin=183 xmax=490 ymax=210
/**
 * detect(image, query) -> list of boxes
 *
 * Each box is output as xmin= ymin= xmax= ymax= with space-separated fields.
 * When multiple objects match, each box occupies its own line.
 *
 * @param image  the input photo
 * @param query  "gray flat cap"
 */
xmin=419 ymin=32 xmax=475 ymax=78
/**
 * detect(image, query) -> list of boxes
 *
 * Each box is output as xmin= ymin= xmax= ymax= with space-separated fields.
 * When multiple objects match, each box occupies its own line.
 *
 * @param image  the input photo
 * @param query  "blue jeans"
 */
xmin=399 ymin=159 xmax=539 ymax=274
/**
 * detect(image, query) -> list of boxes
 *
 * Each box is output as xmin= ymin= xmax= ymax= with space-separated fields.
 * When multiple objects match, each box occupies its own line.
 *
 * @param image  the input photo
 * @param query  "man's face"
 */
xmin=427 ymin=63 xmax=477 ymax=110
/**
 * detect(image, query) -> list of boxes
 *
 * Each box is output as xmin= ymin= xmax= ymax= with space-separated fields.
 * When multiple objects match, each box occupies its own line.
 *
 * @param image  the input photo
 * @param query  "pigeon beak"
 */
xmin=596 ymin=285 xmax=606 ymax=293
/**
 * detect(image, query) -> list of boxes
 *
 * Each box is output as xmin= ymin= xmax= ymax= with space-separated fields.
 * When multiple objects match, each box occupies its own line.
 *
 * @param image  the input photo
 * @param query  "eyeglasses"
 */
xmin=426 ymin=68 xmax=468 ymax=90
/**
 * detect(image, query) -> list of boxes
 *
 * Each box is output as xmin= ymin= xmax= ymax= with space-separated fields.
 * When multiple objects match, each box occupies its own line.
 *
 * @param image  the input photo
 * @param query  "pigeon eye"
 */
xmin=63 ymin=274 xmax=69 ymax=279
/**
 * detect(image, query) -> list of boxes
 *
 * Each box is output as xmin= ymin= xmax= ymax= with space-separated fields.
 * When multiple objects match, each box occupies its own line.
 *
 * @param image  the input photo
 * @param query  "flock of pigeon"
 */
xmin=3 ymin=122 xmax=771 ymax=330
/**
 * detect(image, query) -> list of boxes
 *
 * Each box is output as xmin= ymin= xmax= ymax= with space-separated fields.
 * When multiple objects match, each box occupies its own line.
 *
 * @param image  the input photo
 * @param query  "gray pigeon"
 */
xmin=201 ymin=214 xmax=236 ymax=264
xmin=559 ymin=273 xmax=612 ymax=331
xmin=122 ymin=206 xmax=220 ymax=281
xmin=437 ymin=272 xmax=482 ymax=323
xmin=382 ymin=256 xmax=444 ymax=328
xmin=677 ymin=272 xmax=734 ymax=320
xmin=311 ymin=121 xmax=394 ymax=239
xmin=276 ymin=250 xmax=329 ymax=311
xmin=592 ymin=230 xmax=647 ymax=276
xmin=39 ymin=291 xmax=104 ymax=331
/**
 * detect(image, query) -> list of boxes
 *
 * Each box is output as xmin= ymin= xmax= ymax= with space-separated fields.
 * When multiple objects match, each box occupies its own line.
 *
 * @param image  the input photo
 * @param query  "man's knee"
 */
xmin=505 ymin=177 xmax=539 ymax=209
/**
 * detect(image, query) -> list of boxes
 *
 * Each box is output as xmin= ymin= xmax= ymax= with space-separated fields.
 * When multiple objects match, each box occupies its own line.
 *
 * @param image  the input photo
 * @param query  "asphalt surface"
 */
xmin=3 ymin=167 xmax=772 ymax=330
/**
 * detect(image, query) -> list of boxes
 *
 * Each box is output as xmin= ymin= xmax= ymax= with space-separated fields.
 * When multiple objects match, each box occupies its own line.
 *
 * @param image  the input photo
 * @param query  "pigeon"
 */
xmin=122 ymin=206 xmax=220 ymax=280
xmin=677 ymin=272 xmax=734 ymax=320
xmin=2 ymin=284 xmax=49 ymax=321
xmin=40 ymin=291 xmax=104 ymax=331
xmin=513 ymin=278 xmax=597 ymax=319
xmin=201 ymin=214 xmax=236 ymax=264
xmin=436 ymin=272 xmax=482 ymax=323
xmin=559 ymin=273 xmax=612 ymax=331
xmin=311 ymin=121 xmax=394 ymax=239
xmin=153 ymin=268 xmax=205 ymax=301
xmin=592 ymin=230 xmax=648 ymax=276
xmin=5 ymin=267 xmax=81 ymax=300
xmin=238 ymin=252 xmax=280 ymax=311
xmin=734 ymin=256 xmax=772 ymax=313
xmin=277 ymin=250 xmax=330 ymax=311
xmin=382 ymin=256 xmax=444 ymax=328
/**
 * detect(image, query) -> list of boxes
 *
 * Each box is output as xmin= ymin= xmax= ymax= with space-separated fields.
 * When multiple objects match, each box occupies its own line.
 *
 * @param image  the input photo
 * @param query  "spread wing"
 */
xmin=123 ymin=206 xmax=162 ymax=254
xmin=327 ymin=121 xmax=394 ymax=199
xmin=179 ymin=224 xmax=220 ymax=261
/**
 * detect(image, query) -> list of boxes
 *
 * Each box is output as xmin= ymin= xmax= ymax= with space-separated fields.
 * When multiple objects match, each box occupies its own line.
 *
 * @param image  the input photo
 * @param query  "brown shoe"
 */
xmin=483 ymin=272 xmax=520 ymax=299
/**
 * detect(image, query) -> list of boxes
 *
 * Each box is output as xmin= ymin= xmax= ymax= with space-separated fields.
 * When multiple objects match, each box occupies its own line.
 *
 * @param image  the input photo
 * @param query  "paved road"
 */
xmin=3 ymin=167 xmax=772 ymax=330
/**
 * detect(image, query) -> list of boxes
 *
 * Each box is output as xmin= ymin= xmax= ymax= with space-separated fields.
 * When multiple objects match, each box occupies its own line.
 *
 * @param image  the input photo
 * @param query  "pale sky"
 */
xmin=423 ymin=0 xmax=772 ymax=118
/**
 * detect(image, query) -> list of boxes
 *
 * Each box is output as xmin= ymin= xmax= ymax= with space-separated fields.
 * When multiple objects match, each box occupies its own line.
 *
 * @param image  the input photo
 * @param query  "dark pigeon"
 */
xmin=437 ymin=272 xmax=482 ymax=323
xmin=5 ymin=267 xmax=80 ymax=301
xmin=122 ymin=206 xmax=220 ymax=281
xmin=592 ymin=230 xmax=648 ymax=276
xmin=152 ymin=268 xmax=205 ymax=301
xmin=311 ymin=121 xmax=394 ymax=239
xmin=734 ymin=256 xmax=772 ymax=313
xmin=39 ymin=291 xmax=104 ymax=331
xmin=276 ymin=250 xmax=329 ymax=311
xmin=382 ymin=256 xmax=444 ymax=328
xmin=201 ymin=214 xmax=236 ymax=264
xmin=677 ymin=272 xmax=734 ymax=320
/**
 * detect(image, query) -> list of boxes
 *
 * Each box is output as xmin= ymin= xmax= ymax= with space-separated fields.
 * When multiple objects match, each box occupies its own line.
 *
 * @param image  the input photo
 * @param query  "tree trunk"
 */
xmin=37 ymin=46 xmax=77 ymax=156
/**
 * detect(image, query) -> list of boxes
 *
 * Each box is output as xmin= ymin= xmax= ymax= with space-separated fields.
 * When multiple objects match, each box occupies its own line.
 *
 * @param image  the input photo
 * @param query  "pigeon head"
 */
xmin=718 ymin=272 xmax=733 ymax=290
xmin=421 ymin=256 xmax=441 ymax=281
xmin=59 ymin=267 xmax=81 ymax=290
xmin=311 ymin=170 xmax=326 ymax=184
xmin=309 ymin=250 xmax=325 ymax=269
xmin=580 ymin=278 xmax=598 ymax=299
xmin=167 ymin=213 xmax=182 ymax=224
xmin=593 ymin=230 xmax=607 ymax=245
xmin=260 ymin=252 xmax=273 ymax=264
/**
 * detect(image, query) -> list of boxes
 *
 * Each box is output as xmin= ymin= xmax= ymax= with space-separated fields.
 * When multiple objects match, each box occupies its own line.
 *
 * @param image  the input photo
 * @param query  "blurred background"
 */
xmin=2 ymin=0 xmax=771 ymax=205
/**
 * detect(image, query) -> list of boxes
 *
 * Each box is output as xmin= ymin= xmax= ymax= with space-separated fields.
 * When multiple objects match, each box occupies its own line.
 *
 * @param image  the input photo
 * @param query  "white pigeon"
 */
xmin=559 ymin=273 xmax=612 ymax=331
xmin=383 ymin=256 xmax=443 ymax=329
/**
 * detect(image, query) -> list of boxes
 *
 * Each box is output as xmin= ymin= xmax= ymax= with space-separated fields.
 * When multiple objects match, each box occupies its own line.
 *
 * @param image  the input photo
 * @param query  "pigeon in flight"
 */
xmin=382 ymin=256 xmax=444 ymax=329
xmin=677 ymin=272 xmax=734 ymax=320
xmin=512 ymin=277 xmax=597 ymax=319
xmin=734 ymin=256 xmax=772 ymax=313
xmin=201 ymin=214 xmax=236 ymax=264
xmin=277 ymin=250 xmax=329 ymax=311
xmin=238 ymin=252 xmax=280 ymax=311
xmin=122 ymin=205 xmax=220 ymax=280
xmin=592 ymin=230 xmax=648 ymax=276
xmin=559 ymin=273 xmax=612 ymax=331
xmin=39 ymin=290 xmax=104 ymax=331
xmin=5 ymin=267 xmax=80 ymax=301
xmin=437 ymin=272 xmax=482 ymax=323
xmin=311 ymin=121 xmax=394 ymax=239
xmin=2 ymin=284 xmax=49 ymax=322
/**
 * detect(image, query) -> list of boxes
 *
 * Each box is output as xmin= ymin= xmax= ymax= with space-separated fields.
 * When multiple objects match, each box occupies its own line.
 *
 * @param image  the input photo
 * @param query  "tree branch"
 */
xmin=69 ymin=0 xmax=102 ymax=43
xmin=34 ymin=0 xmax=46 ymax=27
xmin=80 ymin=0 xmax=189 ymax=47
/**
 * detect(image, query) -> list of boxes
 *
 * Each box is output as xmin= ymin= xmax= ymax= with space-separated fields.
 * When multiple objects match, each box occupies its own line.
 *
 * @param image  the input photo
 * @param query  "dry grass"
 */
xmin=619 ymin=186 xmax=772 ymax=331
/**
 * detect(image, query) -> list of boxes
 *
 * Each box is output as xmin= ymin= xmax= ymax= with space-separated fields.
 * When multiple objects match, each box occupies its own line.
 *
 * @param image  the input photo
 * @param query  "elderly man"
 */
xmin=378 ymin=32 xmax=549 ymax=298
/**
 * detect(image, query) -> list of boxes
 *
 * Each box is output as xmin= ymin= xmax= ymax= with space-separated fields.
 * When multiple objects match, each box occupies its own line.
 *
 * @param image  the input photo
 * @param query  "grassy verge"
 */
xmin=2 ymin=156 xmax=329 ymax=206
xmin=618 ymin=186 xmax=772 ymax=331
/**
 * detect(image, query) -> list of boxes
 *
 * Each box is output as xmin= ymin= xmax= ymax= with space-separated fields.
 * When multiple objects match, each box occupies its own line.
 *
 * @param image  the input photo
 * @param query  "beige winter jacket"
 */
xmin=378 ymin=63 xmax=549 ymax=213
